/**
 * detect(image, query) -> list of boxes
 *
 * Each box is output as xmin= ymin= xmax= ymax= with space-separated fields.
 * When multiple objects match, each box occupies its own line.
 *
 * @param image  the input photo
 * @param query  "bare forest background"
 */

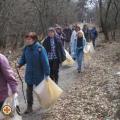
xmin=0 ymin=0 xmax=120 ymax=49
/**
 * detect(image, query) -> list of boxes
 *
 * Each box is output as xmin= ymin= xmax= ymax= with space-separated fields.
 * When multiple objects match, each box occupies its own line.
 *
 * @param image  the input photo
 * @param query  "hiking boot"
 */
xmin=77 ymin=68 xmax=81 ymax=73
xmin=24 ymin=106 xmax=33 ymax=114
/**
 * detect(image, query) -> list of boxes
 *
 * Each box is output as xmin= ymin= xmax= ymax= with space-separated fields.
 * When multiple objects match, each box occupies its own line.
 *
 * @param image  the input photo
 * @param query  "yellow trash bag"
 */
xmin=84 ymin=53 xmax=92 ymax=66
xmin=62 ymin=49 xmax=75 ymax=66
xmin=34 ymin=77 xmax=63 ymax=109
xmin=0 ymin=94 xmax=22 ymax=120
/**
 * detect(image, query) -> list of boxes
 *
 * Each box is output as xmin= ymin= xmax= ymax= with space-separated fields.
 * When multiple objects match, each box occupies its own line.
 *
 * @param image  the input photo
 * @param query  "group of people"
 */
xmin=0 ymin=28 xmax=66 ymax=114
xmin=0 ymin=23 xmax=98 ymax=115
xmin=82 ymin=24 xmax=98 ymax=47
xmin=70 ymin=24 xmax=98 ymax=72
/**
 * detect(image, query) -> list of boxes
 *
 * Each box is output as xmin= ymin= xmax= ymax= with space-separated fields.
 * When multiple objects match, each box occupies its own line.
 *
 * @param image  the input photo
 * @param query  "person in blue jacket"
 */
xmin=90 ymin=27 xmax=98 ymax=48
xmin=75 ymin=31 xmax=86 ymax=73
xmin=18 ymin=32 xmax=50 ymax=114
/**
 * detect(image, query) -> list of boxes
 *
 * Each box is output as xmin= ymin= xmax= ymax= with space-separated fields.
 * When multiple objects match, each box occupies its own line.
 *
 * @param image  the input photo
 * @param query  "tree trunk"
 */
xmin=99 ymin=0 xmax=109 ymax=41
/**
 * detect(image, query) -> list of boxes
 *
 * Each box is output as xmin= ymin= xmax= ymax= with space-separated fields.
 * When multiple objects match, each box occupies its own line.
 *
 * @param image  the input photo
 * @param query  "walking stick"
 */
xmin=15 ymin=63 xmax=27 ymax=104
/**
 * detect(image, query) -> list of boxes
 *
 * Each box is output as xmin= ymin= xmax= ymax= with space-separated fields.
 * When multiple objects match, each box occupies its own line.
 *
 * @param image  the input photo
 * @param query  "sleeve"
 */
xmin=96 ymin=30 xmax=98 ymax=38
xmin=70 ymin=32 xmax=77 ymax=58
xmin=62 ymin=33 xmax=67 ymax=41
xmin=0 ymin=55 xmax=18 ymax=94
xmin=88 ymin=30 xmax=91 ymax=40
xmin=83 ymin=38 xmax=87 ymax=47
xmin=58 ymin=40 xmax=66 ymax=63
xmin=70 ymin=32 xmax=75 ymax=45
xmin=40 ymin=47 xmax=50 ymax=76
xmin=18 ymin=48 xmax=26 ymax=66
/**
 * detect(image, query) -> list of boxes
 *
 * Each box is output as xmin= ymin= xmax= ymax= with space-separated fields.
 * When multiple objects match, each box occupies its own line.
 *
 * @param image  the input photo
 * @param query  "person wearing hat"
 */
xmin=17 ymin=32 xmax=50 ymax=114
xmin=43 ymin=28 xmax=66 ymax=84
xmin=70 ymin=24 xmax=81 ymax=59
xmin=55 ymin=25 xmax=66 ymax=46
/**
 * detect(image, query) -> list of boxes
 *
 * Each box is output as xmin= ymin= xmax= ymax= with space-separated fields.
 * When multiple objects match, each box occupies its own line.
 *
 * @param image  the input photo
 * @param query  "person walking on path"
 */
xmin=75 ymin=31 xmax=86 ymax=73
xmin=0 ymin=54 xmax=18 ymax=110
xmin=43 ymin=28 xmax=66 ymax=84
xmin=70 ymin=24 xmax=81 ymax=60
xmin=90 ymin=27 xmax=98 ymax=48
xmin=17 ymin=32 xmax=50 ymax=114
xmin=82 ymin=24 xmax=91 ymax=42
xmin=55 ymin=25 xmax=66 ymax=46
xmin=63 ymin=25 xmax=72 ymax=51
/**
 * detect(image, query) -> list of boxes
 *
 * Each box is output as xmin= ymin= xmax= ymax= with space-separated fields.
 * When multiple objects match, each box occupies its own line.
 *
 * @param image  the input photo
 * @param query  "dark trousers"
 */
xmin=49 ymin=59 xmax=59 ymax=84
xmin=0 ymin=101 xmax=4 ymax=110
xmin=26 ymin=84 xmax=33 ymax=107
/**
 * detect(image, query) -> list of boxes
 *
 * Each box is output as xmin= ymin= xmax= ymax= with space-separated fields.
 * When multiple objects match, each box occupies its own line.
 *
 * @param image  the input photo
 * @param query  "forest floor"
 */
xmin=2 ymin=34 xmax=120 ymax=120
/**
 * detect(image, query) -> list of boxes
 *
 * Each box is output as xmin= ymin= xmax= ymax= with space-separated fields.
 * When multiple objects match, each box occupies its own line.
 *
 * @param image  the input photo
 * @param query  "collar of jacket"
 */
xmin=46 ymin=36 xmax=59 ymax=42
xmin=28 ymin=41 xmax=37 ymax=47
xmin=27 ymin=41 xmax=40 ymax=50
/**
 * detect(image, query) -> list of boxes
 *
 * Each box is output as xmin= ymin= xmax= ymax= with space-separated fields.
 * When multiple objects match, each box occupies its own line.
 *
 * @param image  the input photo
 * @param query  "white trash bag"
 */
xmin=62 ymin=49 xmax=75 ymax=66
xmin=0 ymin=93 xmax=22 ymax=120
xmin=34 ymin=77 xmax=63 ymax=109
xmin=83 ymin=42 xmax=94 ymax=67
xmin=84 ymin=42 xmax=95 ymax=54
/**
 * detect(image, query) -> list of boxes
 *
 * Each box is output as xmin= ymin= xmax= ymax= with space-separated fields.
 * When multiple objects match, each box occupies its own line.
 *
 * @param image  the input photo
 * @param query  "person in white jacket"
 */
xmin=70 ymin=24 xmax=81 ymax=59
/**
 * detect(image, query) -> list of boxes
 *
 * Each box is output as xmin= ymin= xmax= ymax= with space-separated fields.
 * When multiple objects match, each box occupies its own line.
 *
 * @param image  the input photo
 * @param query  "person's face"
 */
xmin=25 ymin=37 xmax=34 ymax=45
xmin=76 ymin=27 xmax=80 ymax=32
xmin=78 ymin=32 xmax=83 ymax=38
xmin=48 ymin=31 xmax=55 ymax=38
xmin=56 ymin=28 xmax=61 ymax=33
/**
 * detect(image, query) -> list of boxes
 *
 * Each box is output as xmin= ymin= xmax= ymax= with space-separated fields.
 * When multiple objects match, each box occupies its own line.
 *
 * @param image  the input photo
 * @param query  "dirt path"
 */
xmin=16 ymin=37 xmax=120 ymax=120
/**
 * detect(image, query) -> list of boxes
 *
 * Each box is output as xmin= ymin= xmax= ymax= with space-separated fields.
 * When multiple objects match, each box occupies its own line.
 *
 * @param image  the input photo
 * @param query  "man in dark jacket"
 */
xmin=55 ymin=26 xmax=66 ymax=46
xmin=82 ymin=24 xmax=91 ymax=42
xmin=43 ymin=28 xmax=66 ymax=84
xmin=18 ymin=32 xmax=50 ymax=114
xmin=90 ymin=27 xmax=98 ymax=48
xmin=63 ymin=26 xmax=72 ymax=51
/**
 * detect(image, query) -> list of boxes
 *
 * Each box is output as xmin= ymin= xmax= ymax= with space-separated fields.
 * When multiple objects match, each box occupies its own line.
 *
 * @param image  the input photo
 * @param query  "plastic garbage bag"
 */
xmin=84 ymin=42 xmax=95 ymax=54
xmin=84 ymin=42 xmax=91 ymax=54
xmin=89 ymin=42 xmax=95 ymax=54
xmin=83 ymin=42 xmax=95 ymax=67
xmin=84 ymin=53 xmax=92 ymax=67
xmin=116 ymin=72 xmax=120 ymax=76
xmin=62 ymin=49 xmax=75 ymax=66
xmin=0 ymin=93 xmax=22 ymax=120
xmin=34 ymin=77 xmax=63 ymax=109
